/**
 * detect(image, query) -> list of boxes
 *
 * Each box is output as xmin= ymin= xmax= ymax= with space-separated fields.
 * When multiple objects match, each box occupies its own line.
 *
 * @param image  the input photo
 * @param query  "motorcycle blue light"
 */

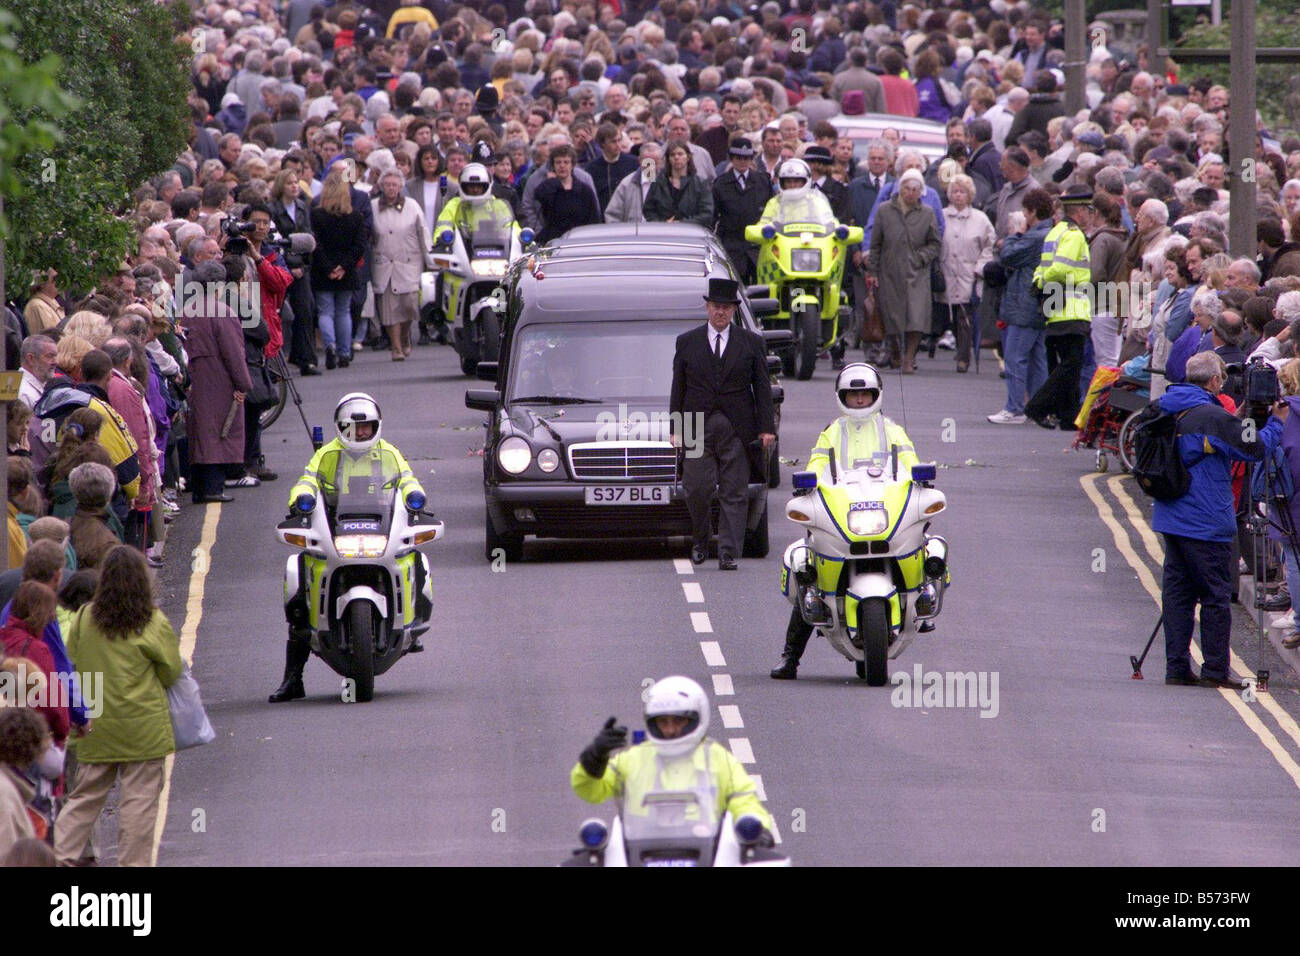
xmin=792 ymin=471 xmax=817 ymax=490
xmin=406 ymin=491 xmax=426 ymax=512
xmin=579 ymin=819 xmax=608 ymax=849
xmin=438 ymin=229 xmax=454 ymax=245
xmin=520 ymin=227 xmax=535 ymax=244
xmin=911 ymin=463 xmax=937 ymax=482
xmin=735 ymin=815 xmax=764 ymax=845
xmin=295 ymin=493 xmax=316 ymax=514
xmin=761 ymin=224 xmax=776 ymax=240
xmin=835 ymin=225 xmax=849 ymax=241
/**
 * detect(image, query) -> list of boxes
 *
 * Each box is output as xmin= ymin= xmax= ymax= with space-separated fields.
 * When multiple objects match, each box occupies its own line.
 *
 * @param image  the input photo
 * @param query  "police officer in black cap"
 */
xmin=804 ymin=145 xmax=852 ymax=225
xmin=470 ymin=139 xmax=519 ymax=216
xmin=712 ymin=137 xmax=771 ymax=285
xmin=670 ymin=278 xmax=777 ymax=570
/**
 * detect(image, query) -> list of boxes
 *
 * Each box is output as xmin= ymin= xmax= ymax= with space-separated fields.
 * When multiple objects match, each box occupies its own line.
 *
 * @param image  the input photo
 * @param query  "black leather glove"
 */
xmin=758 ymin=828 xmax=776 ymax=849
xmin=578 ymin=716 xmax=627 ymax=777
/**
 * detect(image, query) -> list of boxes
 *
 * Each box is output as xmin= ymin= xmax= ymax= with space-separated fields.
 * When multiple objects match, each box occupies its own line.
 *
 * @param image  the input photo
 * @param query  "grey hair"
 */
xmin=1138 ymin=198 xmax=1169 ymax=225
xmin=1185 ymin=350 xmax=1226 ymax=387
xmin=1190 ymin=288 xmax=1223 ymax=321
xmin=1275 ymin=291 xmax=1300 ymax=325
xmin=68 ymin=462 xmax=116 ymax=509
xmin=1230 ymin=258 xmax=1261 ymax=283
xmin=1283 ymin=179 xmax=1300 ymax=196
xmin=20 ymin=334 xmax=55 ymax=363
xmin=894 ymin=149 xmax=924 ymax=174
xmin=103 ymin=337 xmax=133 ymax=367
xmin=866 ymin=138 xmax=894 ymax=161
xmin=377 ymin=167 xmax=406 ymax=187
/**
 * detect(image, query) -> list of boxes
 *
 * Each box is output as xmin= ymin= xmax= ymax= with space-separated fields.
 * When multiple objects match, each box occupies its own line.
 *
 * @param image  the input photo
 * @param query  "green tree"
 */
xmin=5 ymin=0 xmax=191 ymax=293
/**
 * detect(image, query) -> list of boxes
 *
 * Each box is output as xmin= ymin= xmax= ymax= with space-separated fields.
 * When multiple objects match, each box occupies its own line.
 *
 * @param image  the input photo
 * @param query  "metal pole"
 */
xmin=1227 ymin=0 xmax=1257 ymax=260
xmin=1146 ymin=0 xmax=1163 ymax=59
xmin=1064 ymin=0 xmax=1086 ymax=116
xmin=1211 ymin=0 xmax=1222 ymax=26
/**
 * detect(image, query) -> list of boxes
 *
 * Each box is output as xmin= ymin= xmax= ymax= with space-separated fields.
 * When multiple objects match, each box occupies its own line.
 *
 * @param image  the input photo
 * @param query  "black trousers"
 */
xmin=1162 ymin=533 xmax=1234 ymax=681
xmin=243 ymin=402 xmax=263 ymax=467
xmin=682 ymin=411 xmax=749 ymax=558
xmin=723 ymin=242 xmax=758 ymax=286
xmin=286 ymin=277 xmax=317 ymax=369
xmin=191 ymin=463 xmax=226 ymax=502
xmin=1025 ymin=331 xmax=1085 ymax=422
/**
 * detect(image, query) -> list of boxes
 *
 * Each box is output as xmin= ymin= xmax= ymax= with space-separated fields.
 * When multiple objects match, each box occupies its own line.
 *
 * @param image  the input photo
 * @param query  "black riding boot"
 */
xmin=268 ymin=638 xmax=311 ymax=703
xmin=770 ymin=606 xmax=814 ymax=679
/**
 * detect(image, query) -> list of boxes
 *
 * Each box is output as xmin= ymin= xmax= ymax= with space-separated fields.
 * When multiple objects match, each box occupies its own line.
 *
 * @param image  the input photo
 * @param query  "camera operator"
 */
xmin=1256 ymin=358 xmax=1300 ymax=648
xmin=224 ymin=203 xmax=291 ymax=485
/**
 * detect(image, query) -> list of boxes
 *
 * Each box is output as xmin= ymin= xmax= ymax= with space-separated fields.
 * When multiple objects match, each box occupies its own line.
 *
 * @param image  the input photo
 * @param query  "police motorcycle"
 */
xmin=744 ymin=159 xmax=863 ymax=381
xmin=276 ymin=396 xmax=443 ymax=703
xmin=779 ymin=370 xmax=950 ymax=686
xmin=426 ymin=163 xmax=534 ymax=376
xmin=564 ymin=678 xmax=790 ymax=867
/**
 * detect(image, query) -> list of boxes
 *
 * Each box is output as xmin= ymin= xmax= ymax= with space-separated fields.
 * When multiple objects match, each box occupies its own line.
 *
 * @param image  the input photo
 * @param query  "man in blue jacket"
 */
xmin=1156 ymin=351 xmax=1278 ymax=688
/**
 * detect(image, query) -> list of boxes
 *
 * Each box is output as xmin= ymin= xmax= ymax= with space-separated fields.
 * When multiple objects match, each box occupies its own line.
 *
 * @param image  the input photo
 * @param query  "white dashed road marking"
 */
xmin=690 ymin=611 xmax=713 ymax=633
xmin=682 ymin=582 xmax=704 ymax=603
xmin=700 ymin=641 xmax=726 ymax=667
xmin=712 ymin=674 xmax=734 ymax=696
xmin=728 ymin=737 xmax=755 ymax=764
xmin=718 ymin=704 xmax=744 ymax=728
xmin=673 ymin=558 xmax=694 ymax=575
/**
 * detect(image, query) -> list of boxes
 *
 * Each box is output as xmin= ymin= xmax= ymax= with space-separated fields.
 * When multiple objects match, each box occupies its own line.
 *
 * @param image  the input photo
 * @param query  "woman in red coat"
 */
xmin=0 ymin=581 xmax=70 ymax=746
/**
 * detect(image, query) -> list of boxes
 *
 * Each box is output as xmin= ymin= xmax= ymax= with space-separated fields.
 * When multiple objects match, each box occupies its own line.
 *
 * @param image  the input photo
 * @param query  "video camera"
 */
xmin=223 ymin=218 xmax=258 ymax=256
xmin=1243 ymin=359 xmax=1279 ymax=407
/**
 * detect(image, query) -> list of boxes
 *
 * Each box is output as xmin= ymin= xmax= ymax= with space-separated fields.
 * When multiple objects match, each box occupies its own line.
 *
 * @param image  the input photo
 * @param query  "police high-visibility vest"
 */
xmin=807 ymin=414 xmax=919 ymax=479
xmin=289 ymin=438 xmax=423 ymax=509
xmin=1034 ymin=220 xmax=1092 ymax=324
xmin=758 ymin=191 xmax=836 ymax=230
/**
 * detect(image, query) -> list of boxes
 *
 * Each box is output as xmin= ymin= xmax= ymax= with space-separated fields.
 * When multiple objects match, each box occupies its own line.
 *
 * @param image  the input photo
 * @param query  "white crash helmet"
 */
xmin=776 ymin=158 xmax=812 ymax=201
xmin=643 ymin=676 xmax=710 ymax=758
xmin=335 ymin=392 xmax=383 ymax=454
xmin=835 ymin=363 xmax=883 ymax=418
xmin=460 ymin=162 xmax=492 ymax=206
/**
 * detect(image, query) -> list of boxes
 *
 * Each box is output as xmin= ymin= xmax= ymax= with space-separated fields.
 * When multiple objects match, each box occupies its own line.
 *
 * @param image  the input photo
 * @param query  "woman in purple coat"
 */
xmin=913 ymin=50 xmax=954 ymax=123
xmin=183 ymin=262 xmax=254 ymax=504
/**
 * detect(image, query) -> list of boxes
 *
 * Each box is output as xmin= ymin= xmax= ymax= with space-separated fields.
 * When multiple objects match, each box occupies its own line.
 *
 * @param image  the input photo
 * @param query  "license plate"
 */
xmin=584 ymin=485 xmax=670 ymax=505
xmin=644 ymin=858 xmax=697 ymax=867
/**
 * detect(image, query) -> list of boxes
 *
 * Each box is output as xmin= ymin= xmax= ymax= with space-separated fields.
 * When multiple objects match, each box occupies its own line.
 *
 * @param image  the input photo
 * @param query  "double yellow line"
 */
xmin=1081 ymin=473 xmax=1300 ymax=788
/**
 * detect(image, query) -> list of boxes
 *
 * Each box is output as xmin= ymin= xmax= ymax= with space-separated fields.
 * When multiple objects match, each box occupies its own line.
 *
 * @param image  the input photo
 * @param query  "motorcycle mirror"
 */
xmin=792 ymin=471 xmax=817 ymax=490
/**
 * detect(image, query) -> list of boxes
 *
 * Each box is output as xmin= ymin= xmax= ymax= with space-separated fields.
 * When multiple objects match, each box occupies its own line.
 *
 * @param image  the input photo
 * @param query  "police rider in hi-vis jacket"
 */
xmin=770 ymin=364 xmax=920 ymax=679
xmin=270 ymin=392 xmax=426 ymax=703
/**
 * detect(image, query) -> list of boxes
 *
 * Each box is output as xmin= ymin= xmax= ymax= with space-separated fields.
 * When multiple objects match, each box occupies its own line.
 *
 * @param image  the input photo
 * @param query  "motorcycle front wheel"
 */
xmin=796 ymin=305 xmax=819 ymax=380
xmin=854 ymin=598 xmax=890 ymax=686
xmin=347 ymin=602 xmax=376 ymax=702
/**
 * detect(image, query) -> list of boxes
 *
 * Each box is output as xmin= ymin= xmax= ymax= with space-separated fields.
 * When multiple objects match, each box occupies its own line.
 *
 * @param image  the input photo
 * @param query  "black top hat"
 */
xmin=803 ymin=145 xmax=833 ymax=164
xmin=703 ymin=277 xmax=741 ymax=305
xmin=1060 ymin=184 xmax=1094 ymax=205
xmin=728 ymin=136 xmax=756 ymax=158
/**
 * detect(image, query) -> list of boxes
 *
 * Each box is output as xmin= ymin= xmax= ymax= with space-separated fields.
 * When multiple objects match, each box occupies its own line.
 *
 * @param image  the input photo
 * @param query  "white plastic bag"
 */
xmin=168 ymin=662 xmax=216 ymax=750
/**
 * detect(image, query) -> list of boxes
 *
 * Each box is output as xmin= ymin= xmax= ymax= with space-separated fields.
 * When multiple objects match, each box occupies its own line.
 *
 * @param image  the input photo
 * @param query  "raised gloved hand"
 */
xmin=578 ymin=716 xmax=627 ymax=778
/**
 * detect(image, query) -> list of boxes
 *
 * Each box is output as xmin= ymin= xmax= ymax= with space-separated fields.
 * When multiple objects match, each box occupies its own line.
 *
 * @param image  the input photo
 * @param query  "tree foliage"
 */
xmin=4 ymin=0 xmax=191 ymax=293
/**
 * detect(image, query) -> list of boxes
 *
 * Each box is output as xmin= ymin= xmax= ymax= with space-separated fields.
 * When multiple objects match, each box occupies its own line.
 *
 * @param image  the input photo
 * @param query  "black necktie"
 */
xmin=714 ymin=333 xmax=722 ymax=359
xmin=737 ymin=173 xmax=746 ymax=191
xmin=874 ymin=176 xmax=881 ymax=191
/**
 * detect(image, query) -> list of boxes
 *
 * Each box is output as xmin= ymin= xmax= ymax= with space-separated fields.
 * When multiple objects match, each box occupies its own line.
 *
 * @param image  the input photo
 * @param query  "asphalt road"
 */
xmin=152 ymin=338 xmax=1300 ymax=866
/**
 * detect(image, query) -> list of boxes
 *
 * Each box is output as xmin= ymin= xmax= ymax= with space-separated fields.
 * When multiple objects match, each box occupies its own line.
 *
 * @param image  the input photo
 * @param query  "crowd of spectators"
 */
xmin=4 ymin=0 xmax=1300 ymax=863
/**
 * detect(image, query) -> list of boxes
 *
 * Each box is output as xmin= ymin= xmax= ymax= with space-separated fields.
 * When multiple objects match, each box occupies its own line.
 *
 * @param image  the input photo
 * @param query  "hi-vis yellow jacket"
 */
xmin=808 ymin=414 xmax=919 ymax=480
xmin=288 ymin=438 xmax=423 ymax=509
xmin=1034 ymin=220 xmax=1092 ymax=324
xmin=572 ymin=739 xmax=774 ymax=832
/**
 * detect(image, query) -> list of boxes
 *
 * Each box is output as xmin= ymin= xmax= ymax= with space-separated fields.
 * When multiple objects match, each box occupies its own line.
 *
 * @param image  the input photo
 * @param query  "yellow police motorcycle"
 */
xmin=780 ymin=453 xmax=950 ymax=685
xmin=427 ymin=166 xmax=534 ymax=376
xmin=276 ymin=465 xmax=443 ymax=702
xmin=744 ymin=187 xmax=862 ymax=380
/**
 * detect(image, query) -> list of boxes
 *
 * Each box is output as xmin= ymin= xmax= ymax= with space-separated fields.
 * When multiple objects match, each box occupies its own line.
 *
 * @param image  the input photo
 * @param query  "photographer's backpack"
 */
xmin=1130 ymin=404 xmax=1195 ymax=501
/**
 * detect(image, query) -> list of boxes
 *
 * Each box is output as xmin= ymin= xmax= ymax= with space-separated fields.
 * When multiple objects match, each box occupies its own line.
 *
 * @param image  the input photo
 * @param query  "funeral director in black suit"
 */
xmin=670 ymin=277 xmax=776 ymax=570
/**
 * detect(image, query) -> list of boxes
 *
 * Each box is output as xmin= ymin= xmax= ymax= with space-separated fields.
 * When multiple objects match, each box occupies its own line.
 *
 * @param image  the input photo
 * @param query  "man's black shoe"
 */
xmin=195 ymin=494 xmax=235 ymax=503
xmin=1198 ymin=674 xmax=1247 ymax=690
xmin=268 ymin=678 xmax=305 ymax=703
xmin=408 ymin=637 xmax=425 ymax=653
xmin=1165 ymin=672 xmax=1201 ymax=685
xmin=690 ymin=545 xmax=706 ymax=566
xmin=1029 ymin=414 xmax=1057 ymax=429
xmin=299 ymin=364 xmax=321 ymax=377
xmin=770 ymin=657 xmax=798 ymax=679
xmin=325 ymin=348 xmax=337 ymax=370
xmin=338 ymin=356 xmax=351 ymax=368
xmin=718 ymin=553 xmax=738 ymax=570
